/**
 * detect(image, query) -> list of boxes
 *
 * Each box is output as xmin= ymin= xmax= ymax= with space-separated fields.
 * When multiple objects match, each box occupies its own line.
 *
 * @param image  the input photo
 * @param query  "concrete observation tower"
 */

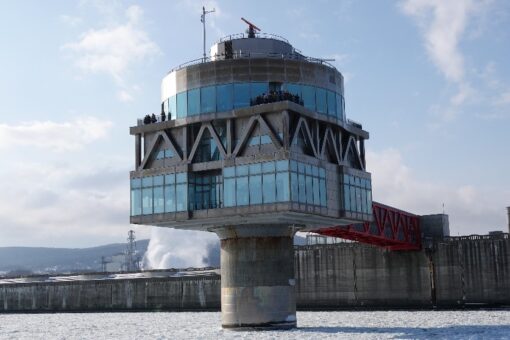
xmin=130 ymin=21 xmax=372 ymax=329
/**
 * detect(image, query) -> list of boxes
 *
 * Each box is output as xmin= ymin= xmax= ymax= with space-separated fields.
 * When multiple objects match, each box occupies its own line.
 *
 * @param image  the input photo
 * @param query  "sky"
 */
xmin=0 ymin=0 xmax=509 ymax=248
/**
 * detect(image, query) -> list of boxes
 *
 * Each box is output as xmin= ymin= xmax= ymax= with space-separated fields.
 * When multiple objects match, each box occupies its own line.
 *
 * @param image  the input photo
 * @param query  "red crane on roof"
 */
xmin=241 ymin=17 xmax=261 ymax=38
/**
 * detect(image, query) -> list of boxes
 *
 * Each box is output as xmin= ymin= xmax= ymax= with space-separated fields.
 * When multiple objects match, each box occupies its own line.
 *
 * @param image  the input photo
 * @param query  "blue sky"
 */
xmin=0 ymin=0 xmax=509 ymax=247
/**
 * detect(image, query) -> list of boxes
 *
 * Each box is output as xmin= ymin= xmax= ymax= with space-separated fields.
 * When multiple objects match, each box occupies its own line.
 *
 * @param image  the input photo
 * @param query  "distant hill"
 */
xmin=0 ymin=240 xmax=149 ymax=275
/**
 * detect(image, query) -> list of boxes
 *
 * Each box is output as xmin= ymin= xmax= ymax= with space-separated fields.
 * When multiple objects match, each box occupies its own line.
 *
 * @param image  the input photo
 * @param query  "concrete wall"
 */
xmin=1 ymin=237 xmax=509 ymax=312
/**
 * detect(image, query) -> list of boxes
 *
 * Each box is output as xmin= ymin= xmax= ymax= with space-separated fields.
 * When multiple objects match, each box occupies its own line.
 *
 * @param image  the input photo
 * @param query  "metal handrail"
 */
xmin=217 ymin=32 xmax=290 ymax=44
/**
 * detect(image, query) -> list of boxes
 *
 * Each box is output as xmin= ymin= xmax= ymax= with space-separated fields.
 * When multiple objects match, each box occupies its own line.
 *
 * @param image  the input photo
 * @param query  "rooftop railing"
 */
xmin=216 ymin=32 xmax=290 ymax=44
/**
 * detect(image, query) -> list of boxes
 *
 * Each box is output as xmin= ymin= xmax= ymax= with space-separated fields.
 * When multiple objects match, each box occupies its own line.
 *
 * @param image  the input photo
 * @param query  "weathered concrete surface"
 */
xmin=1 ymin=237 xmax=509 ymax=313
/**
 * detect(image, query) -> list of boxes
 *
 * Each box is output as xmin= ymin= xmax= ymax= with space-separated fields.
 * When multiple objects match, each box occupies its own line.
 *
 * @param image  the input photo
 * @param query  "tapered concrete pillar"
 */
xmin=214 ymin=225 xmax=296 ymax=330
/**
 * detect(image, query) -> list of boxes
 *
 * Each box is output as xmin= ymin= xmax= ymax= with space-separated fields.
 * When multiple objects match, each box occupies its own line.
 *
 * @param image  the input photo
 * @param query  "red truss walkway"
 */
xmin=315 ymin=202 xmax=421 ymax=251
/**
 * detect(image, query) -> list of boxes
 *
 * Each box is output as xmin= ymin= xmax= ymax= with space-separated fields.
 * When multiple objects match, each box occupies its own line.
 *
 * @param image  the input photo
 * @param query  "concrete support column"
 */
xmin=214 ymin=225 xmax=296 ymax=330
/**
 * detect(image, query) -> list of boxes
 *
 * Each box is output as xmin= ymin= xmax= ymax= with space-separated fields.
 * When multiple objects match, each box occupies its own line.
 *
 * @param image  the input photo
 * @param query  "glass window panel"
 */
xmin=361 ymin=189 xmax=367 ymax=214
xmin=343 ymin=174 xmax=349 ymax=183
xmin=336 ymin=93 xmax=342 ymax=121
xmin=176 ymin=172 xmax=187 ymax=183
xmin=165 ymin=185 xmax=176 ymax=212
xmin=142 ymin=188 xmax=153 ymax=215
xmin=249 ymin=163 xmax=261 ymax=175
xmin=224 ymin=167 xmax=236 ymax=178
xmin=319 ymin=168 xmax=326 ymax=179
xmin=142 ymin=177 xmax=152 ymax=188
xmin=176 ymin=184 xmax=187 ymax=211
xmin=298 ymin=162 xmax=305 ymax=174
xmin=262 ymin=161 xmax=275 ymax=173
xmin=249 ymin=135 xmax=260 ymax=146
xmin=153 ymin=187 xmax=164 ymax=213
xmin=251 ymin=82 xmax=268 ymax=99
xmin=187 ymin=88 xmax=200 ymax=116
xmin=156 ymin=150 xmax=165 ymax=160
xmin=262 ymin=173 xmax=275 ymax=203
xmin=217 ymin=84 xmax=233 ymax=112
xmin=286 ymin=83 xmax=301 ymax=97
xmin=276 ymin=172 xmax=289 ymax=202
xmin=367 ymin=179 xmax=372 ymax=189
xmin=290 ymin=160 xmax=298 ymax=172
xmin=350 ymin=185 xmax=356 ymax=212
xmin=350 ymin=175 xmax=356 ymax=185
xmin=298 ymin=173 xmax=306 ymax=203
xmin=260 ymin=135 xmax=271 ymax=144
xmin=327 ymin=90 xmax=336 ymax=117
xmin=165 ymin=149 xmax=174 ymax=158
xmin=313 ymin=177 xmax=320 ymax=205
xmin=320 ymin=179 xmax=327 ymax=207
xmin=306 ymin=175 xmax=313 ymax=204
xmin=367 ymin=191 xmax=373 ymax=214
xmin=302 ymin=85 xmax=316 ymax=111
xmin=200 ymin=86 xmax=216 ymax=113
xmin=343 ymin=185 xmax=350 ymax=211
xmin=233 ymin=83 xmax=250 ymax=108
xmin=249 ymin=175 xmax=262 ymax=205
xmin=291 ymin=172 xmax=299 ymax=202
xmin=176 ymin=92 xmax=187 ymax=118
xmin=355 ymin=187 xmax=362 ymax=212
xmin=276 ymin=160 xmax=289 ymax=172
xmin=131 ymin=189 xmax=141 ymax=216
xmin=236 ymin=176 xmax=249 ymax=206
xmin=165 ymin=174 xmax=175 ymax=185
xmin=153 ymin=175 xmax=164 ymax=186
xmin=169 ymin=96 xmax=177 ymax=119
xmin=355 ymin=177 xmax=361 ymax=187
xmin=316 ymin=88 xmax=327 ymax=114
xmin=236 ymin=165 xmax=248 ymax=176
xmin=131 ymin=178 xmax=141 ymax=189
xmin=305 ymin=164 xmax=312 ymax=175
xmin=312 ymin=166 xmax=319 ymax=177
xmin=224 ymin=178 xmax=236 ymax=207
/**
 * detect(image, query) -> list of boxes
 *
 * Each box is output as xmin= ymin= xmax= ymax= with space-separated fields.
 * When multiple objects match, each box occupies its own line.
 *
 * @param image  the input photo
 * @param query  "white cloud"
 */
xmin=62 ymin=5 xmax=160 ymax=84
xmin=368 ymin=148 xmax=509 ymax=235
xmin=117 ymin=90 xmax=133 ymax=102
xmin=0 ymin=117 xmax=112 ymax=152
xmin=143 ymin=228 xmax=218 ymax=269
xmin=60 ymin=15 xmax=83 ymax=27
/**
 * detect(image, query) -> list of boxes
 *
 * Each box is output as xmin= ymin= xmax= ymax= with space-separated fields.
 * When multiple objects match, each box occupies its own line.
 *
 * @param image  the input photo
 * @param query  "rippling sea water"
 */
xmin=1 ymin=310 xmax=509 ymax=339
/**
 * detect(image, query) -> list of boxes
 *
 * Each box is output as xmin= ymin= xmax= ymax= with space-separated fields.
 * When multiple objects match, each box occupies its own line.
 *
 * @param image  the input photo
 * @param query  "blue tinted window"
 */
xmin=319 ymin=168 xmax=326 ymax=179
xmin=344 ymin=185 xmax=350 ymax=211
xmin=224 ymin=178 xmax=236 ymax=207
xmin=153 ymin=187 xmax=164 ymax=213
xmin=361 ymin=189 xmax=367 ymax=214
xmin=153 ymin=175 xmax=164 ymax=186
xmin=291 ymin=172 xmax=299 ymax=202
xmin=249 ymin=163 xmax=261 ymax=175
xmin=316 ymin=88 xmax=327 ymax=114
xmin=251 ymin=82 xmax=268 ymax=99
xmin=262 ymin=173 xmax=275 ymax=203
xmin=156 ymin=150 xmax=164 ymax=160
xmin=131 ymin=178 xmax=141 ymax=189
xmin=142 ymin=188 xmax=152 ymax=214
xmin=327 ymin=91 xmax=336 ymax=117
xmin=320 ymin=179 xmax=327 ymax=207
xmin=236 ymin=165 xmax=248 ymax=176
xmin=298 ymin=173 xmax=306 ymax=203
xmin=165 ymin=149 xmax=174 ymax=158
xmin=165 ymin=185 xmax=175 ymax=212
xmin=131 ymin=189 xmax=141 ymax=216
xmin=177 ymin=92 xmax=187 ymax=118
xmin=313 ymin=177 xmax=320 ymax=205
xmin=234 ymin=83 xmax=250 ymax=108
xmin=286 ymin=84 xmax=301 ymax=97
xmin=217 ymin=84 xmax=233 ymax=112
xmin=302 ymin=85 xmax=315 ymax=111
xmin=249 ymin=175 xmax=262 ymax=204
xmin=290 ymin=160 xmax=298 ymax=172
xmin=188 ymin=88 xmax=200 ymax=116
xmin=350 ymin=185 xmax=356 ymax=211
xmin=201 ymin=86 xmax=216 ymax=113
xmin=306 ymin=175 xmax=313 ymax=204
xmin=236 ymin=176 xmax=249 ymax=206
xmin=249 ymin=135 xmax=260 ymax=146
xmin=276 ymin=172 xmax=289 ymax=202
xmin=276 ymin=160 xmax=289 ymax=172
xmin=260 ymin=135 xmax=271 ymax=144
xmin=142 ymin=177 xmax=152 ymax=188
xmin=262 ymin=161 xmax=275 ymax=173
xmin=367 ymin=191 xmax=372 ymax=213
xmin=176 ymin=172 xmax=187 ymax=183
xmin=336 ymin=94 xmax=344 ymax=121
xmin=224 ymin=167 xmax=236 ymax=178
xmin=176 ymin=184 xmax=187 ymax=211
xmin=169 ymin=96 xmax=177 ymax=119
xmin=165 ymin=174 xmax=175 ymax=185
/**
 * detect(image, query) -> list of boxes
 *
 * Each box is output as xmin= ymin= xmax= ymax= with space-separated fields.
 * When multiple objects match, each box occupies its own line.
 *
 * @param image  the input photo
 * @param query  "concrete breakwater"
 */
xmin=1 ymin=235 xmax=508 ymax=312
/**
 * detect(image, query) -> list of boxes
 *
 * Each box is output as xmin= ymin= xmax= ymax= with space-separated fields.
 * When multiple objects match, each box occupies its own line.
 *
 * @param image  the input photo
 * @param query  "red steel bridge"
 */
xmin=315 ymin=201 xmax=421 ymax=251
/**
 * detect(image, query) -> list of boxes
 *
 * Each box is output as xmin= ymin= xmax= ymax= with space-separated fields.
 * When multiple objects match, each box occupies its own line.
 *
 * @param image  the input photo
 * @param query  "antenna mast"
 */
xmin=201 ymin=6 xmax=216 ymax=62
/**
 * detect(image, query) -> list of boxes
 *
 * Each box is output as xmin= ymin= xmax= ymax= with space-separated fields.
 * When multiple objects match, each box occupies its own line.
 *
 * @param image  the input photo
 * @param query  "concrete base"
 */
xmin=216 ymin=225 xmax=296 ymax=330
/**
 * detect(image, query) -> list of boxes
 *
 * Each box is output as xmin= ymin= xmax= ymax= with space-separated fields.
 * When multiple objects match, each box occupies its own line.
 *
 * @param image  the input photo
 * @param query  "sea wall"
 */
xmin=1 ymin=236 xmax=508 ymax=312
